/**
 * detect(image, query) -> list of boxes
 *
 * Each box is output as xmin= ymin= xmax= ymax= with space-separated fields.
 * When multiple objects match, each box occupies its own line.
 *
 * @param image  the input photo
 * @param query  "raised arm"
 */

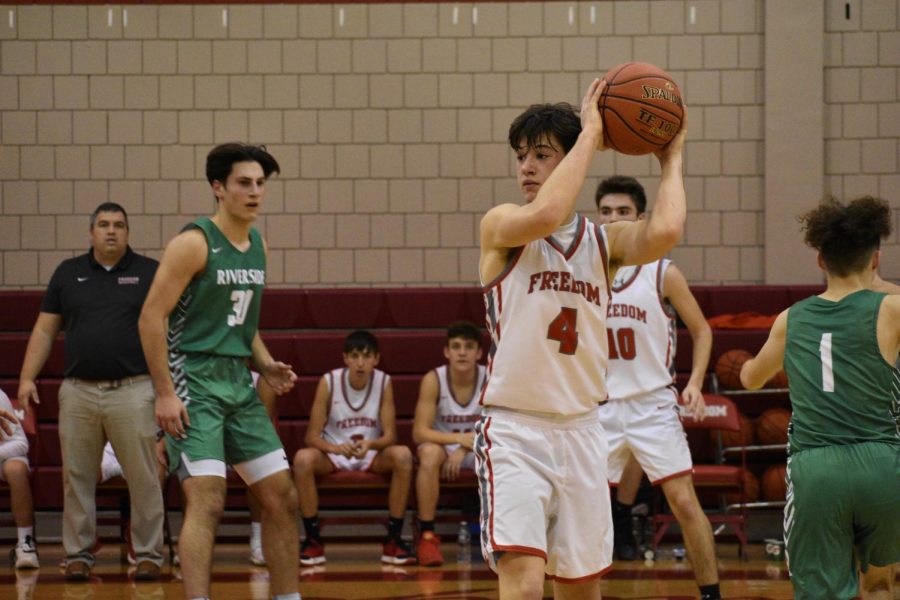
xmin=606 ymin=113 xmax=688 ymax=269
xmin=665 ymin=264 xmax=711 ymax=419
xmin=479 ymin=80 xmax=605 ymax=282
xmin=138 ymin=229 xmax=207 ymax=438
xmin=18 ymin=312 xmax=63 ymax=411
xmin=740 ymin=310 xmax=788 ymax=390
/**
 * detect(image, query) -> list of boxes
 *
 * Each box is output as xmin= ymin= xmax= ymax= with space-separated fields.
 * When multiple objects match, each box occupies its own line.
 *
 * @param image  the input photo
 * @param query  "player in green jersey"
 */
xmin=139 ymin=143 xmax=301 ymax=600
xmin=741 ymin=196 xmax=900 ymax=600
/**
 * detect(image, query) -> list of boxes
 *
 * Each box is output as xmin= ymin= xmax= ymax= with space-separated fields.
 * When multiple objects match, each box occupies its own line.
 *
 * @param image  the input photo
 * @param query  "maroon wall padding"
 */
xmin=0 ymin=285 xmax=809 ymax=512
xmin=305 ymin=289 xmax=388 ymax=329
xmin=0 ymin=291 xmax=42 ymax=332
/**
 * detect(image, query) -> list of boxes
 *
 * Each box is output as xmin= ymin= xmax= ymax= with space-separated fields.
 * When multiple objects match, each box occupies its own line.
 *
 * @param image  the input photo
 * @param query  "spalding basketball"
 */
xmin=715 ymin=410 xmax=755 ymax=448
xmin=599 ymin=62 xmax=684 ymax=155
xmin=714 ymin=349 xmax=754 ymax=391
xmin=755 ymin=408 xmax=791 ymax=446
xmin=762 ymin=464 xmax=787 ymax=501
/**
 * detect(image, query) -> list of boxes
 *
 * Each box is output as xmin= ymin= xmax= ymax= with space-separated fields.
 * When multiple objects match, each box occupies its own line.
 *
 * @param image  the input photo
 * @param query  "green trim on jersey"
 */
xmin=169 ymin=217 xmax=265 ymax=357
xmin=785 ymin=289 xmax=900 ymax=454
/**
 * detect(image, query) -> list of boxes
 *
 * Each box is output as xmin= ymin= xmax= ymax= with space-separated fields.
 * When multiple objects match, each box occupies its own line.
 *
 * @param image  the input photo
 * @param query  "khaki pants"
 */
xmin=59 ymin=377 xmax=163 ymax=565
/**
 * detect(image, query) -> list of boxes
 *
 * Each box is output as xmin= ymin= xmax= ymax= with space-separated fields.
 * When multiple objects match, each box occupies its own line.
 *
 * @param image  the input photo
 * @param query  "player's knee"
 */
xmin=292 ymin=449 xmax=317 ymax=474
xmin=390 ymin=445 xmax=414 ymax=472
xmin=417 ymin=443 xmax=444 ymax=470
xmin=188 ymin=490 xmax=227 ymax=520
xmin=4 ymin=460 xmax=30 ymax=483
xmin=509 ymin=576 xmax=545 ymax=599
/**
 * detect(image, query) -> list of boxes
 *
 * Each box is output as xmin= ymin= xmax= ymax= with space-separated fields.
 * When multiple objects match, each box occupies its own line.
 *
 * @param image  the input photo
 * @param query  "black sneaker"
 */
xmin=612 ymin=504 xmax=638 ymax=561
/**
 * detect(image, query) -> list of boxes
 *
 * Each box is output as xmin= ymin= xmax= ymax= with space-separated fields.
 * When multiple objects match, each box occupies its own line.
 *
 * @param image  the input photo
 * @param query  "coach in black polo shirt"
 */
xmin=18 ymin=202 xmax=164 ymax=581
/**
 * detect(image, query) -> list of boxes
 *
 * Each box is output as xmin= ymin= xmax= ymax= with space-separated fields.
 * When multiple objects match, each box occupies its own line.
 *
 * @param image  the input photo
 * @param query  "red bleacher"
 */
xmin=0 ymin=284 xmax=820 ymax=514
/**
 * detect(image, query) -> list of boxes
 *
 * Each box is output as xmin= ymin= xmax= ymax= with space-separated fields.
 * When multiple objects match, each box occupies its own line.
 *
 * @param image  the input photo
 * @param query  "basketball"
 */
xmin=715 ymin=410 xmax=755 ymax=448
xmin=755 ymin=408 xmax=791 ymax=446
xmin=766 ymin=369 xmax=789 ymax=389
xmin=714 ymin=349 xmax=753 ymax=391
xmin=599 ymin=62 xmax=684 ymax=156
xmin=762 ymin=464 xmax=787 ymax=501
xmin=725 ymin=469 xmax=760 ymax=505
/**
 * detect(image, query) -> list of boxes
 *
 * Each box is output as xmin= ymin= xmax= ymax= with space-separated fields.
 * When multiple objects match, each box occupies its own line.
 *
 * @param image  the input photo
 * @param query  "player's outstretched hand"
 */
xmin=441 ymin=448 xmax=467 ymax=481
xmin=654 ymin=105 xmax=688 ymax=164
xmin=262 ymin=361 xmax=298 ymax=395
xmin=580 ymin=78 xmax=607 ymax=151
xmin=156 ymin=391 xmax=190 ymax=439
xmin=681 ymin=384 xmax=706 ymax=421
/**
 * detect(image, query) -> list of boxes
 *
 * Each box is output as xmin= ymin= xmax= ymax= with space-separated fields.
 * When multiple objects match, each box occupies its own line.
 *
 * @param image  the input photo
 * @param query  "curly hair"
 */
xmin=508 ymin=103 xmax=582 ymax=155
xmin=800 ymin=196 xmax=891 ymax=277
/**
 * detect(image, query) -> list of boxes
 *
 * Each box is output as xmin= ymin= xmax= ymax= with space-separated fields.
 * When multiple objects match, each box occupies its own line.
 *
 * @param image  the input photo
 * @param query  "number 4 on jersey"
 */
xmin=548 ymin=307 xmax=579 ymax=355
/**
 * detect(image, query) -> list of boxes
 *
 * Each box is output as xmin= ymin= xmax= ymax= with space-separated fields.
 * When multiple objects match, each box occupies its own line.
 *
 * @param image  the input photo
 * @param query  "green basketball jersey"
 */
xmin=168 ymin=217 xmax=265 ymax=357
xmin=785 ymin=289 xmax=900 ymax=454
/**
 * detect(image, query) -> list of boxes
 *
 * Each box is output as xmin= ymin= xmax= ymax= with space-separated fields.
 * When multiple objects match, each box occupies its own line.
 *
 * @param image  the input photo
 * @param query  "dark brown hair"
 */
xmin=508 ymin=103 xmax=581 ymax=155
xmin=800 ymin=195 xmax=891 ymax=276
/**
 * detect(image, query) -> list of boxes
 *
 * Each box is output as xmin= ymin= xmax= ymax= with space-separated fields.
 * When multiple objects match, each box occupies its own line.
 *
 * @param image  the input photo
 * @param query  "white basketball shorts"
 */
xmin=599 ymin=386 xmax=693 ymax=485
xmin=474 ymin=406 xmax=613 ymax=583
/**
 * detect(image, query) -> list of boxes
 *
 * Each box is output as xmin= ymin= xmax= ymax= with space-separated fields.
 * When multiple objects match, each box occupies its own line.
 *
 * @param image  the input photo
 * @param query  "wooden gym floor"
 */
xmin=0 ymin=540 xmax=819 ymax=600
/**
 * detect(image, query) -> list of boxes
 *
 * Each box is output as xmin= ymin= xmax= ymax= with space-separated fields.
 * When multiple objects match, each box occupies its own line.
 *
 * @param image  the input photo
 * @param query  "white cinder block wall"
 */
xmin=0 ymin=0 xmax=897 ymax=288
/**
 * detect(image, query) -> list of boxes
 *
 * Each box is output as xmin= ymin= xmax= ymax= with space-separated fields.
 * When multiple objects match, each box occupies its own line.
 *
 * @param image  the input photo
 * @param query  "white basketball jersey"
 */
xmin=321 ymin=367 xmax=386 ymax=446
xmin=606 ymin=259 xmax=677 ymax=399
xmin=433 ymin=364 xmax=487 ymax=434
xmin=481 ymin=214 xmax=611 ymax=416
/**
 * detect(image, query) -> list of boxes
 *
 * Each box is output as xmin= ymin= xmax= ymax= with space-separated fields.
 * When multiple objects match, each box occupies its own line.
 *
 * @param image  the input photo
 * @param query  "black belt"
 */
xmin=70 ymin=374 xmax=152 ymax=391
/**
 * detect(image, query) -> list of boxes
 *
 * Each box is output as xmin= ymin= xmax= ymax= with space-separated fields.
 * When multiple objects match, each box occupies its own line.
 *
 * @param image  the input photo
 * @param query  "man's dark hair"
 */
xmin=344 ymin=330 xmax=379 ymax=354
xmin=447 ymin=321 xmax=481 ymax=344
xmin=800 ymin=195 xmax=891 ymax=277
xmin=508 ymin=103 xmax=582 ymax=155
xmin=205 ymin=143 xmax=280 ymax=187
xmin=90 ymin=202 xmax=129 ymax=229
xmin=594 ymin=176 xmax=648 ymax=214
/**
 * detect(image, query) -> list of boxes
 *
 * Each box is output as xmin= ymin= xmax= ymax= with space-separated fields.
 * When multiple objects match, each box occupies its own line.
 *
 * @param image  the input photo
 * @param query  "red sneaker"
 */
xmin=381 ymin=537 xmax=417 ymax=565
xmin=416 ymin=531 xmax=444 ymax=567
xmin=300 ymin=538 xmax=326 ymax=566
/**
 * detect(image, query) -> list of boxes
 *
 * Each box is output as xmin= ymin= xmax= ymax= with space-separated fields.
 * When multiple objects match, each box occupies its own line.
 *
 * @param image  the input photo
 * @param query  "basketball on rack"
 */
xmin=726 ymin=469 xmax=760 ymax=505
xmin=716 ymin=409 xmax=755 ymax=448
xmin=766 ymin=369 xmax=789 ymax=389
xmin=755 ymin=408 xmax=791 ymax=445
xmin=598 ymin=61 xmax=684 ymax=155
xmin=762 ymin=464 xmax=787 ymax=501
xmin=714 ymin=349 xmax=754 ymax=390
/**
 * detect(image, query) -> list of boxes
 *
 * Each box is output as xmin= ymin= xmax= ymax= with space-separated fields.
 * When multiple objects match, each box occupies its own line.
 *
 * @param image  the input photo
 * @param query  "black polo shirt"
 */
xmin=41 ymin=246 xmax=158 ymax=380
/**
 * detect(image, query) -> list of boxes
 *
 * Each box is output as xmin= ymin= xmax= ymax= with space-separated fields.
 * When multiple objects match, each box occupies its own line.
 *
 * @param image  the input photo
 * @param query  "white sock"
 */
xmin=250 ymin=521 xmax=262 ymax=547
xmin=272 ymin=594 xmax=301 ymax=600
xmin=17 ymin=527 xmax=33 ymax=545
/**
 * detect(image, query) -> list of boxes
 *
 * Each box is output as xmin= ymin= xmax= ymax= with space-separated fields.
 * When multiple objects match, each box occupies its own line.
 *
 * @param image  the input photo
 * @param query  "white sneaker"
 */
xmin=12 ymin=536 xmax=40 ymax=569
xmin=249 ymin=544 xmax=266 ymax=566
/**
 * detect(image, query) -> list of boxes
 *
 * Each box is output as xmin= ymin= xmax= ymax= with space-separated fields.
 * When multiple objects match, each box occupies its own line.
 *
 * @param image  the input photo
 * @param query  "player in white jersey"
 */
xmin=292 ymin=330 xmax=415 ymax=566
xmin=412 ymin=321 xmax=487 ymax=566
xmin=476 ymin=79 xmax=687 ymax=598
xmin=596 ymin=176 xmax=721 ymax=600
xmin=0 ymin=390 xmax=39 ymax=569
